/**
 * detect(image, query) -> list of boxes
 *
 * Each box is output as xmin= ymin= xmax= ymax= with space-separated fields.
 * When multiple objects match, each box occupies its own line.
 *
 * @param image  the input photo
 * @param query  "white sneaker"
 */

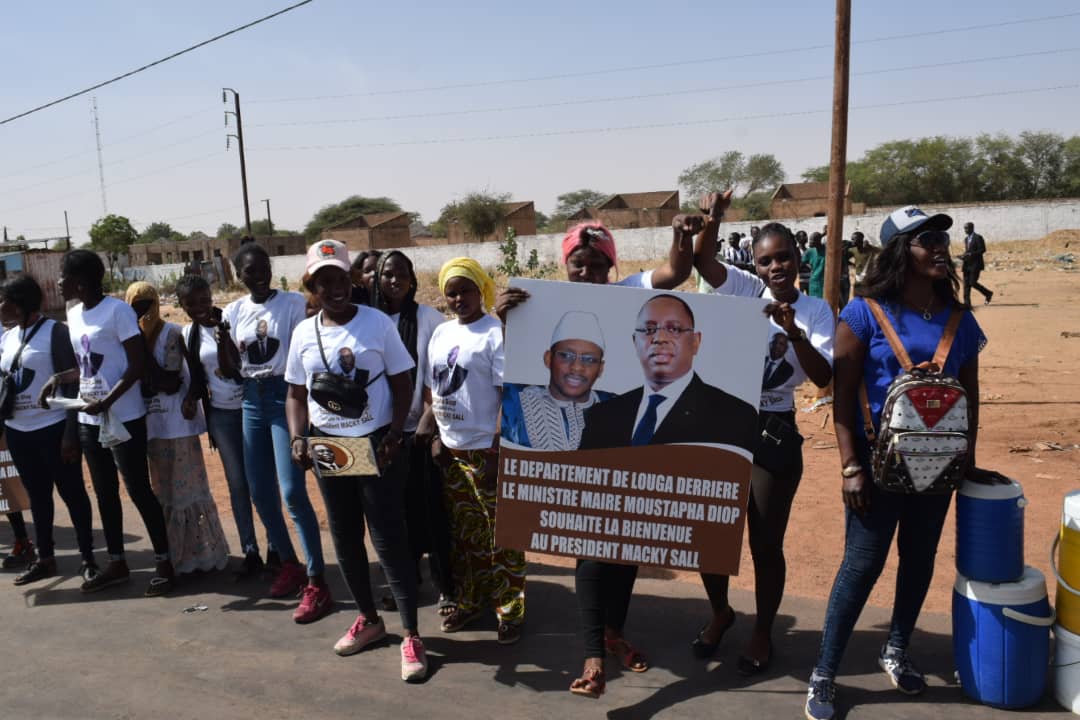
xmin=400 ymin=635 xmax=428 ymax=682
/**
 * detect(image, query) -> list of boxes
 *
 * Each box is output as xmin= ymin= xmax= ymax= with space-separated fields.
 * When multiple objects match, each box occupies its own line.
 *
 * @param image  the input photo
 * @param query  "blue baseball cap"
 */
xmin=879 ymin=205 xmax=953 ymax=246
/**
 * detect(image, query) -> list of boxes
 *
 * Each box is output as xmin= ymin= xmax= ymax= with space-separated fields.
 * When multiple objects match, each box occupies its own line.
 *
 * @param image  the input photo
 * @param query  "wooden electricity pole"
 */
xmin=823 ymin=0 xmax=851 ymax=314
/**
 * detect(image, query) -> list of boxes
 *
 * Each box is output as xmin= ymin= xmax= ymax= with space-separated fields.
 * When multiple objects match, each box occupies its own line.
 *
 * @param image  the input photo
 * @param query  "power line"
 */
xmin=249 ymin=10 xmax=1080 ymax=104
xmin=247 ymin=83 xmax=1079 ymax=152
xmin=249 ymin=47 xmax=1080 ymax=129
xmin=0 ymin=0 xmax=314 ymax=126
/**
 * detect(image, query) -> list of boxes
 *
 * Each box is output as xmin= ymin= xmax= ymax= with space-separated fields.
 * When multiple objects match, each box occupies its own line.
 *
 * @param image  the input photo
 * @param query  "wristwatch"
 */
xmin=787 ymin=328 xmax=808 ymax=343
xmin=841 ymin=464 xmax=864 ymax=478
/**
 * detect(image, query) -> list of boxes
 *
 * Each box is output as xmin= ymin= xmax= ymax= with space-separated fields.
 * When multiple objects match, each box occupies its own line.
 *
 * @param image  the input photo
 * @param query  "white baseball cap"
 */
xmin=304 ymin=239 xmax=350 ymax=280
xmin=879 ymin=206 xmax=953 ymax=246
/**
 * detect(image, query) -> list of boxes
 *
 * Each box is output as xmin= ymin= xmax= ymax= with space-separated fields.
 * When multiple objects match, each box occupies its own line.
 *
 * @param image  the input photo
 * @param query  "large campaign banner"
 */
xmin=0 ymin=437 xmax=29 ymax=513
xmin=494 ymin=278 xmax=770 ymax=575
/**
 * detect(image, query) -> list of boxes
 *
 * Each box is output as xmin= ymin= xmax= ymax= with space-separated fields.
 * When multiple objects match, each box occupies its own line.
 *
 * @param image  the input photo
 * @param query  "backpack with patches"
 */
xmin=859 ymin=299 xmax=969 ymax=494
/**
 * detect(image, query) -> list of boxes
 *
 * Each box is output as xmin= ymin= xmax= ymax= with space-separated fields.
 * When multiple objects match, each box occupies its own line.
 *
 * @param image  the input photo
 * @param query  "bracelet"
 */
xmin=841 ymin=464 xmax=864 ymax=478
xmin=290 ymin=436 xmax=307 ymax=447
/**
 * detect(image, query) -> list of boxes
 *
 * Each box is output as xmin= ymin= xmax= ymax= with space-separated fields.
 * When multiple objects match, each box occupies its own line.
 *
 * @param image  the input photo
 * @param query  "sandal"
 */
xmin=497 ymin=622 xmax=522 ymax=645
xmin=440 ymin=607 xmax=482 ymax=633
xmin=569 ymin=666 xmax=606 ymax=698
xmin=437 ymin=594 xmax=457 ymax=617
xmin=605 ymin=636 xmax=649 ymax=673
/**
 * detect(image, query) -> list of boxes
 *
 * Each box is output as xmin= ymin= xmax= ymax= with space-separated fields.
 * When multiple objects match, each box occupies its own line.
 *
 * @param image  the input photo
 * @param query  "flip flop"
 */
xmin=605 ymin=637 xmax=649 ymax=673
xmin=569 ymin=667 xmax=605 ymax=698
xmin=145 ymin=575 xmax=175 ymax=598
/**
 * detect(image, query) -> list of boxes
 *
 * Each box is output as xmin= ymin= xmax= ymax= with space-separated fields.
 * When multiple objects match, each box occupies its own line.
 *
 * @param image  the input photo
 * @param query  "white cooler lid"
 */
xmin=955 ymin=566 xmax=1047 ymax=605
xmin=1064 ymin=490 xmax=1080 ymax=531
xmin=959 ymin=478 xmax=1023 ymax=500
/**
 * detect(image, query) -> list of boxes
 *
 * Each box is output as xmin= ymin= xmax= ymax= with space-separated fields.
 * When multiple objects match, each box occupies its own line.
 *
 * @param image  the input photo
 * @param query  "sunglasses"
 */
xmin=908 ymin=230 xmax=950 ymax=250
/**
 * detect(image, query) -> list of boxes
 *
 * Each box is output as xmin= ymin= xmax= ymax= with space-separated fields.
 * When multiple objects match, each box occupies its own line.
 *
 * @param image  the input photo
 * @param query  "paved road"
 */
xmin=0 ymin=512 xmax=1067 ymax=719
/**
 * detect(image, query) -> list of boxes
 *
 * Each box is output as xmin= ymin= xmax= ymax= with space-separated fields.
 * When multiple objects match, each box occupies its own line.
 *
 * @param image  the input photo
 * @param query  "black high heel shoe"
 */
xmin=691 ymin=608 xmax=736 ymax=659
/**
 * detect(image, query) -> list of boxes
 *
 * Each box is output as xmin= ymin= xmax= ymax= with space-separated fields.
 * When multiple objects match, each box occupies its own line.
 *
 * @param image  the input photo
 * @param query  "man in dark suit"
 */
xmin=579 ymin=294 xmax=757 ymax=452
xmin=245 ymin=318 xmax=280 ymax=365
xmin=961 ymin=222 xmax=993 ymax=306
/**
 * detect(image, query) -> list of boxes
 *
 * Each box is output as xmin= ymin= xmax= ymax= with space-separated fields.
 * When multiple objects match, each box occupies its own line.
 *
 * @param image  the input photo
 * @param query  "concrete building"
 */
xmin=567 ymin=190 xmax=680 ymax=230
xmin=127 ymin=234 xmax=307 ymax=266
xmin=770 ymin=182 xmax=866 ymax=219
xmin=320 ymin=212 xmax=412 ymax=251
xmin=446 ymin=201 xmax=537 ymax=244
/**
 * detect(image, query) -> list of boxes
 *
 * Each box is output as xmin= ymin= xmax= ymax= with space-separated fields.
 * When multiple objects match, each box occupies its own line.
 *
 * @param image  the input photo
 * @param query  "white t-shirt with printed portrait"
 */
xmin=424 ymin=313 xmax=504 ymax=451
xmin=285 ymin=306 xmax=415 ymax=437
xmin=66 ymin=296 xmax=147 ymax=426
xmin=710 ymin=265 xmax=836 ymax=412
xmin=145 ymin=321 xmax=206 ymax=440
xmin=0 ymin=319 xmax=71 ymax=432
xmin=182 ymin=323 xmax=244 ymax=410
xmin=222 ymin=290 xmax=307 ymax=379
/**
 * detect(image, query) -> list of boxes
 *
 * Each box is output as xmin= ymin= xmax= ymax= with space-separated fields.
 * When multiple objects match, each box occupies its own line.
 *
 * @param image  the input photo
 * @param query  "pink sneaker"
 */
xmin=293 ymin=584 xmax=333 ymax=624
xmin=401 ymin=635 xmax=428 ymax=682
xmin=269 ymin=561 xmax=306 ymax=599
xmin=333 ymin=614 xmax=387 ymax=656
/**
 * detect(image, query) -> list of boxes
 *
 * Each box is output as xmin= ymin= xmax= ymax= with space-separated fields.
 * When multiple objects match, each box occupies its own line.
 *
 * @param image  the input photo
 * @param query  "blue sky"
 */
xmin=2 ymin=0 xmax=1078 ymax=243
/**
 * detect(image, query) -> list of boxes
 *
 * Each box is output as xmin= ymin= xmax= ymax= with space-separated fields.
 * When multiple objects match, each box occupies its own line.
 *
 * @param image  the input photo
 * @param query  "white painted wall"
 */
xmin=123 ymin=262 xmax=187 ymax=284
xmin=132 ymin=198 xmax=1080 ymax=282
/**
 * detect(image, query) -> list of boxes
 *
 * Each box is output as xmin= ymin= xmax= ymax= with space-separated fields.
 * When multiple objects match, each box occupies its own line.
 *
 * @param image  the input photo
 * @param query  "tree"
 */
xmin=139 ymin=222 xmax=179 ymax=245
xmin=303 ymin=195 xmax=403 ymax=240
xmin=216 ymin=222 xmax=241 ymax=240
xmin=553 ymin=189 xmax=609 ymax=218
xmin=436 ymin=191 xmax=511 ymax=239
xmin=678 ymin=151 xmax=784 ymax=200
xmin=89 ymin=214 xmax=138 ymax=278
xmin=248 ymin=219 xmax=295 ymax=237
xmin=1016 ymin=131 xmax=1066 ymax=198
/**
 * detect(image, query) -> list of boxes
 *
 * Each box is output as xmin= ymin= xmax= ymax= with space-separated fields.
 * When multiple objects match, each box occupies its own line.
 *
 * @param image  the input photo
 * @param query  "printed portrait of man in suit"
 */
xmin=761 ymin=332 xmax=795 ymax=391
xmin=579 ymin=294 xmax=757 ymax=452
xmin=245 ymin=318 xmax=280 ymax=365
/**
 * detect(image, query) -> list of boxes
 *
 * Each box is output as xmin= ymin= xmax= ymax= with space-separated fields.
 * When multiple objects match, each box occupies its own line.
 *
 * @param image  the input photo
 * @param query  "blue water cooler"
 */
xmin=956 ymin=478 xmax=1026 ymax=583
xmin=953 ymin=566 xmax=1054 ymax=708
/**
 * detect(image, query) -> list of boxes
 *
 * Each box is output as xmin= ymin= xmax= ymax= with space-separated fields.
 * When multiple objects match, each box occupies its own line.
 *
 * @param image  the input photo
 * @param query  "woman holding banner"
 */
xmin=694 ymin=193 xmax=835 ymax=676
xmin=494 ymin=218 xmax=702 ymax=697
xmin=418 ymin=258 xmax=526 ymax=645
xmin=285 ymin=239 xmax=428 ymax=682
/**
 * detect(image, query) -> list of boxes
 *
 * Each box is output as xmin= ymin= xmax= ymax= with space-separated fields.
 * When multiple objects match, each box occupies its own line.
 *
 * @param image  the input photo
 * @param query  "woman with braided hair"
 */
xmin=370 ymin=250 xmax=455 ymax=618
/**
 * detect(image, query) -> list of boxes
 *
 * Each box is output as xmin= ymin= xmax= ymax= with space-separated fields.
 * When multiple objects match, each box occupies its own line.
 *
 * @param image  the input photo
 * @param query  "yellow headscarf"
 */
xmin=124 ymin=281 xmax=164 ymax=347
xmin=438 ymin=257 xmax=496 ymax=311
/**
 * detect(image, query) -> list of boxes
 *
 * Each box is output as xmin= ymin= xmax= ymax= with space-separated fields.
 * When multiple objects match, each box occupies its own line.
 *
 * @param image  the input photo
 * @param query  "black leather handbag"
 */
xmin=309 ymin=313 xmax=383 ymax=419
xmin=752 ymin=411 xmax=804 ymax=477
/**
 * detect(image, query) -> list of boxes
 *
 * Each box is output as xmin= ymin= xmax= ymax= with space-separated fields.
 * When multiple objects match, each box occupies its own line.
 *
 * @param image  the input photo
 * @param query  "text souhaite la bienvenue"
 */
xmin=500 ymin=457 xmax=743 ymax=570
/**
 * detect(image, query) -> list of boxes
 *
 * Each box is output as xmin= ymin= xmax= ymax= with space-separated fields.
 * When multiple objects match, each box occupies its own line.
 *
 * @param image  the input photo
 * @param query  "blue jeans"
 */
xmin=206 ymin=406 xmax=263 ymax=556
xmin=242 ymin=376 xmax=323 ymax=576
xmin=813 ymin=468 xmax=953 ymax=679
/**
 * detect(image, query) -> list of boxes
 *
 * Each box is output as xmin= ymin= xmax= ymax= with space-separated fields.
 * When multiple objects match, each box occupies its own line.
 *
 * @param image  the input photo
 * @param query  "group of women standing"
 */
xmin=0 ymin=195 xmax=990 ymax=714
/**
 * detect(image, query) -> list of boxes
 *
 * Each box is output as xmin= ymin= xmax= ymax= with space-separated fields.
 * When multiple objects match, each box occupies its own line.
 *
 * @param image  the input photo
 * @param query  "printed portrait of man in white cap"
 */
xmin=501 ymin=311 xmax=613 ymax=451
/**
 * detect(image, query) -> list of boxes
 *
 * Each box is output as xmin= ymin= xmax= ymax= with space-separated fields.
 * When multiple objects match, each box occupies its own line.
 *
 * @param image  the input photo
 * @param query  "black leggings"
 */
xmin=7 ymin=420 xmax=94 ymax=561
xmin=6 ymin=512 xmax=27 ymax=540
xmin=79 ymin=417 xmax=169 ymax=558
xmin=312 ymin=427 xmax=419 ymax=631
xmin=576 ymin=560 xmax=639 ymax=659
xmin=403 ymin=433 xmax=454 ymax=597
xmin=700 ymin=454 xmax=803 ymax=636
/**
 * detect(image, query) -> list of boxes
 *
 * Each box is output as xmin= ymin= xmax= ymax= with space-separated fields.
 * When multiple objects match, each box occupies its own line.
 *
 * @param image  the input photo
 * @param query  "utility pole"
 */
xmin=262 ymin=198 xmax=273 ymax=237
xmin=64 ymin=210 xmax=71 ymax=250
xmin=92 ymin=97 xmax=108 ymax=215
xmin=823 ymin=0 xmax=851 ymax=314
xmin=223 ymin=88 xmax=252 ymax=236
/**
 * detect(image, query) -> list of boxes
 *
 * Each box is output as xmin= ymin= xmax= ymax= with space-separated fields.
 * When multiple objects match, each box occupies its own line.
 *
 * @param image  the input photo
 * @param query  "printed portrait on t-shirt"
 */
xmin=761 ymin=332 xmax=794 ymax=391
xmin=78 ymin=334 xmax=105 ymax=378
xmin=241 ymin=318 xmax=280 ymax=365
xmin=432 ymin=345 xmax=468 ymax=397
xmin=338 ymin=347 xmax=356 ymax=378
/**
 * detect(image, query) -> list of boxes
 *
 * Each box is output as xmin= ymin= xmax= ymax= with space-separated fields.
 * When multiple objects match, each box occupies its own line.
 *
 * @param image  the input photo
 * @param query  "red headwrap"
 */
xmin=561 ymin=222 xmax=618 ymax=268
